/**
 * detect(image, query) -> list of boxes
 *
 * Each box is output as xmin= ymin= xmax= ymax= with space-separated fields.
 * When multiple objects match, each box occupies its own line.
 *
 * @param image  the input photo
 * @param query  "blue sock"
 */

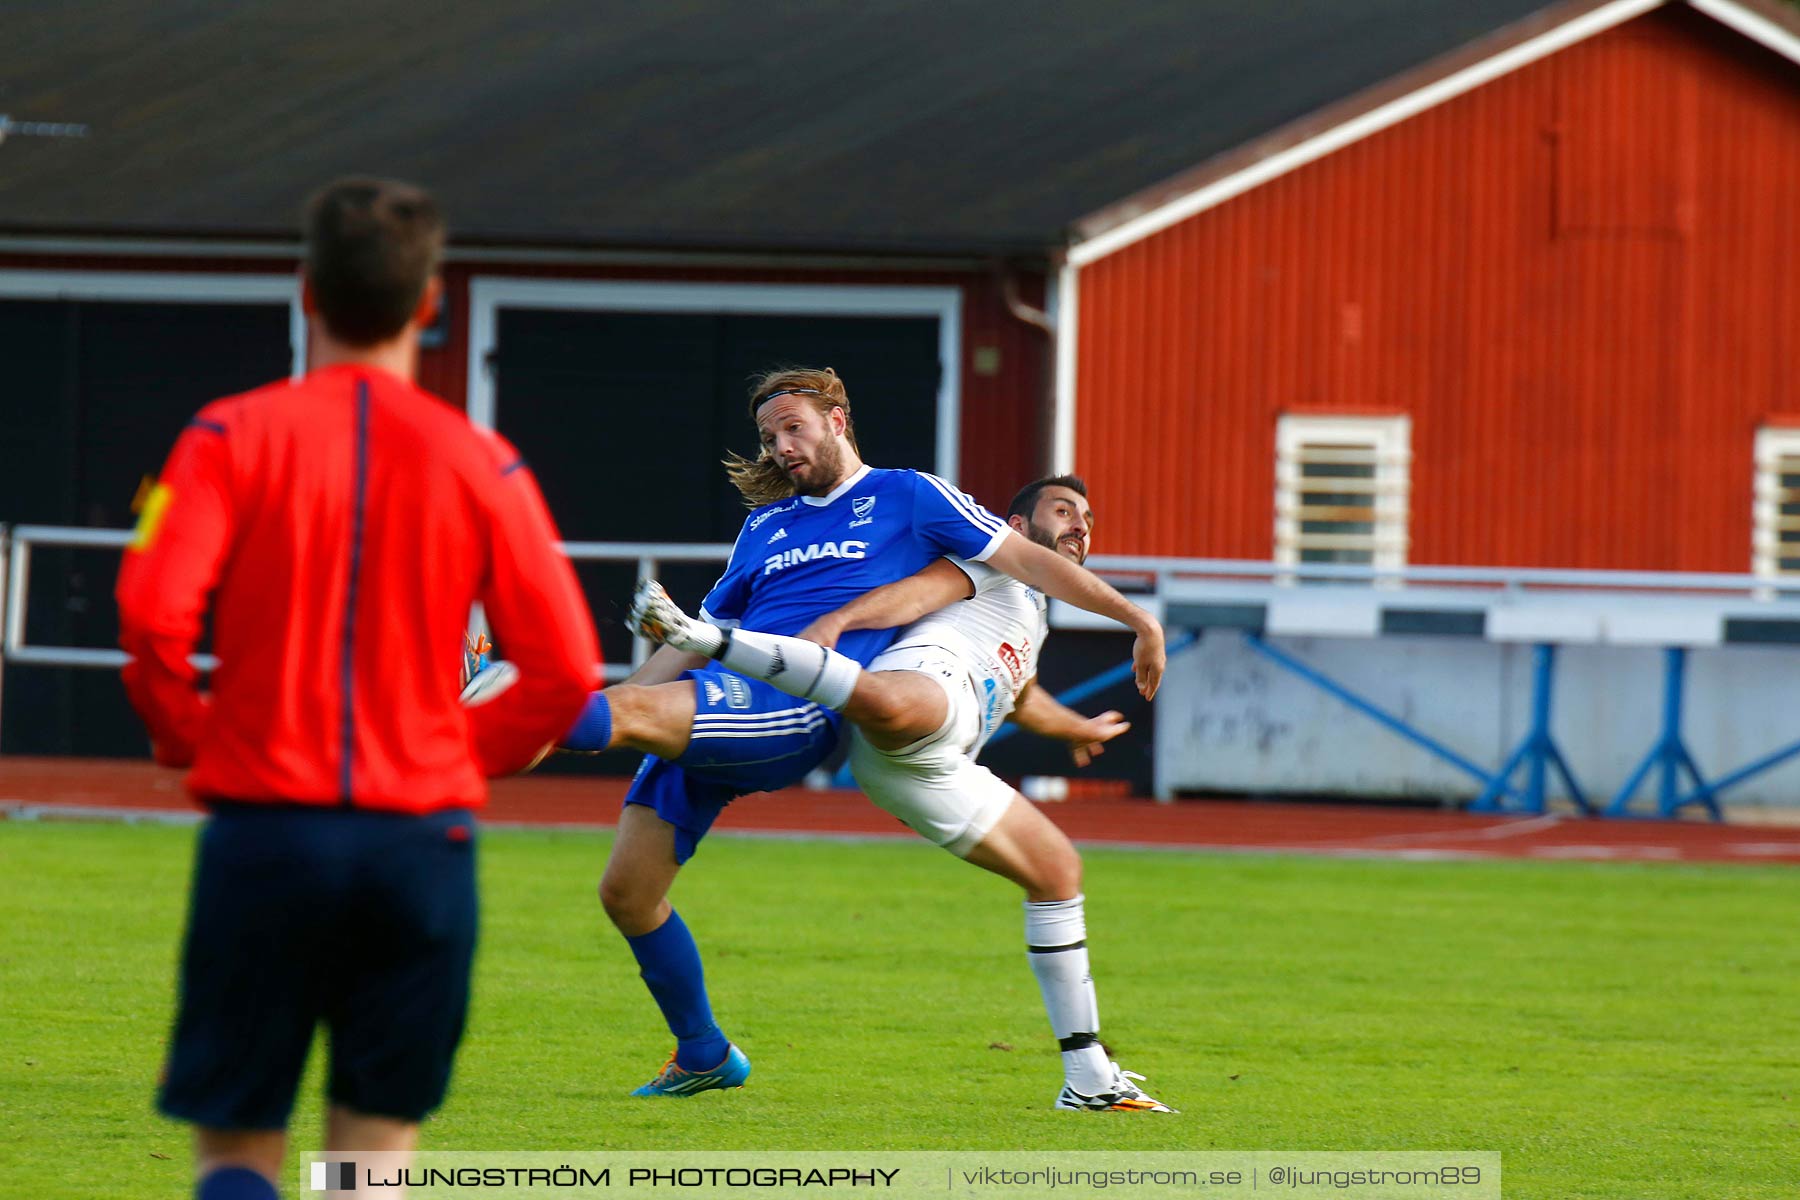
xmin=198 ymin=1165 xmax=278 ymax=1200
xmin=626 ymin=909 xmax=730 ymax=1070
xmin=562 ymin=692 xmax=613 ymax=750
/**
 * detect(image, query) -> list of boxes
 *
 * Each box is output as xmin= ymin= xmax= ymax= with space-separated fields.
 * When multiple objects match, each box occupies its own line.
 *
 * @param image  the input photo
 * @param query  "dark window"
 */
xmin=490 ymin=308 xmax=942 ymax=683
xmin=1 ymin=298 xmax=293 ymax=756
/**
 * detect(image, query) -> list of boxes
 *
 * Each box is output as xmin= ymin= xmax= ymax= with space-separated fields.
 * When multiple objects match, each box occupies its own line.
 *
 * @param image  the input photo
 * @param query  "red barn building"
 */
xmin=1059 ymin=0 xmax=1800 ymax=576
xmin=5 ymin=0 xmax=1800 ymax=777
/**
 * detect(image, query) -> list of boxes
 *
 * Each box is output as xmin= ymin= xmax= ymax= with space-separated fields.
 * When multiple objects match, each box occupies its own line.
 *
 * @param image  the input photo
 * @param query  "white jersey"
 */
xmin=888 ymin=557 xmax=1047 ymax=749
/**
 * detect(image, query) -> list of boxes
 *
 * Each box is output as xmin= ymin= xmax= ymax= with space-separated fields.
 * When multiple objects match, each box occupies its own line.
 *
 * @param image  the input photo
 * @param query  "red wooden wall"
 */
xmin=1074 ymin=7 xmax=1800 ymax=569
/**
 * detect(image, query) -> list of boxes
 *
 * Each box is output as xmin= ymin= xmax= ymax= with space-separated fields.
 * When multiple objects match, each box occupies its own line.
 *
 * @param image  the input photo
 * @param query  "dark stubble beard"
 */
xmin=1027 ymin=520 xmax=1087 ymax=564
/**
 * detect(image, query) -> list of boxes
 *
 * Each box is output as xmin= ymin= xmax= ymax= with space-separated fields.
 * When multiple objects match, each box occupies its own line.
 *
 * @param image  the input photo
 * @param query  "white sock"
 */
xmin=672 ymin=619 xmax=725 ymax=659
xmin=716 ymin=628 xmax=862 ymax=711
xmin=1025 ymin=895 xmax=1110 ymax=1094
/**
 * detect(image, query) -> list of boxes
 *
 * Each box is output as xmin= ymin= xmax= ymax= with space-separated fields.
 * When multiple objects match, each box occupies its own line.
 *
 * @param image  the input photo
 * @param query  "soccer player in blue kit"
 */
xmin=542 ymin=366 xmax=1165 ymax=1096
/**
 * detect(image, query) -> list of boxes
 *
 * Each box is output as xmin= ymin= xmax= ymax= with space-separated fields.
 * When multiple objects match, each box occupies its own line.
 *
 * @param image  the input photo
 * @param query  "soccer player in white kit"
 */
xmin=630 ymin=476 xmax=1175 ymax=1113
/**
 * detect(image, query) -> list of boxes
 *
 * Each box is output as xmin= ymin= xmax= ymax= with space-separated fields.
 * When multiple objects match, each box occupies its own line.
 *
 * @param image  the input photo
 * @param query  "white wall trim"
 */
xmin=466 ymin=278 xmax=965 ymax=481
xmin=0 ymin=268 xmax=304 ymax=377
xmin=1050 ymin=260 xmax=1080 ymax=474
xmin=1067 ymin=0 xmax=1665 ymax=267
xmin=1687 ymin=0 xmax=1800 ymax=66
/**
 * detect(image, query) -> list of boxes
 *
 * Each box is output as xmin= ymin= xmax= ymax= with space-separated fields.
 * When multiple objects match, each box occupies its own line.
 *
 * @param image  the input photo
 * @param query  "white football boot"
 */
xmin=628 ymin=579 xmax=718 ymax=656
xmin=1055 ymin=1063 xmax=1177 ymax=1113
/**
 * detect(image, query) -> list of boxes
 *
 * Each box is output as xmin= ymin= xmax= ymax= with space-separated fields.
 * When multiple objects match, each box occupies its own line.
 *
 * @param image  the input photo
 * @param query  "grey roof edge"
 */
xmin=0 ymin=218 xmax=1055 ymax=266
xmin=1065 ymin=0 xmax=1620 ymax=249
xmin=1063 ymin=0 xmax=1800 ymax=256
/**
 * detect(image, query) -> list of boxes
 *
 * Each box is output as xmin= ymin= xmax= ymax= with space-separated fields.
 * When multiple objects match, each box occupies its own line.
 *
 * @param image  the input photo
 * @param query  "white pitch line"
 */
xmin=1529 ymin=845 xmax=1683 ymax=861
xmin=1 ymin=802 xmax=200 ymax=825
xmin=1350 ymin=813 xmax=1564 ymax=847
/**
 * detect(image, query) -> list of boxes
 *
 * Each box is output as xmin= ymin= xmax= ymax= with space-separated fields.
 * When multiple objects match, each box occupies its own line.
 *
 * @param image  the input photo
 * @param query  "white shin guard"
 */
xmin=1025 ymin=895 xmax=1103 ymax=1051
xmin=716 ymin=627 xmax=861 ymax=712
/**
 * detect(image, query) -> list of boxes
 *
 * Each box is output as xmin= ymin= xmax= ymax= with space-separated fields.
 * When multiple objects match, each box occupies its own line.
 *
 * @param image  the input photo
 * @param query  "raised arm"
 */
xmin=985 ymin=531 xmax=1165 ymax=699
xmin=796 ymin=558 xmax=976 ymax=647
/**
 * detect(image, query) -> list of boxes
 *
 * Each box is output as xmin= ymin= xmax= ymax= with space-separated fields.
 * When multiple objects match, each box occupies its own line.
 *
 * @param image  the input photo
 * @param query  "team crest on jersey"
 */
xmin=849 ymin=495 xmax=877 ymax=528
xmin=722 ymin=677 xmax=753 ymax=709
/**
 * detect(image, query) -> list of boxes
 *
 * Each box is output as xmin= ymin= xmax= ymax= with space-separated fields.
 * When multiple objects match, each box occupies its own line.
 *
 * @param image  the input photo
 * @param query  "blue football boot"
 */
xmin=630 ymin=1044 xmax=751 ymax=1097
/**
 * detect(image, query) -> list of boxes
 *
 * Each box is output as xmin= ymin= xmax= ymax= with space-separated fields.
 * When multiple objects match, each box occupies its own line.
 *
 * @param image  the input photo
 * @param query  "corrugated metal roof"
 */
xmin=0 ymin=0 xmax=1560 ymax=254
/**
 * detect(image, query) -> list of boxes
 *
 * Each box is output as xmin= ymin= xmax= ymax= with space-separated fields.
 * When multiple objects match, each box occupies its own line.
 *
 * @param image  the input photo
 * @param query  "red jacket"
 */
xmin=116 ymin=363 xmax=598 ymax=812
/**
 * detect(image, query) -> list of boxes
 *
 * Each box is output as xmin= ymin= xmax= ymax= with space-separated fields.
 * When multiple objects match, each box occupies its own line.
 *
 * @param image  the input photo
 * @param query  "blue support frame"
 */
xmin=820 ymin=623 xmax=1800 ymax=818
xmin=1470 ymin=644 xmax=1592 ymax=816
xmin=1690 ymin=733 xmax=1800 ymax=813
xmin=1242 ymin=633 xmax=1530 ymax=806
xmin=1244 ymin=634 xmax=1597 ymax=814
xmin=1605 ymin=648 xmax=1722 ymax=821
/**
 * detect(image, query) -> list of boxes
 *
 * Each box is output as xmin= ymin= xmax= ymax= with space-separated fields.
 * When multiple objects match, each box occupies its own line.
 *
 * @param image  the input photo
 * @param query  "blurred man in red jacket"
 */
xmin=117 ymin=178 xmax=598 ymax=1200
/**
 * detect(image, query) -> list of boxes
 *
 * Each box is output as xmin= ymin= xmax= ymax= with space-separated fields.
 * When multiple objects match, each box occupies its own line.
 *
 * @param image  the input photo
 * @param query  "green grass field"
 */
xmin=0 ymin=819 xmax=1794 ymax=1199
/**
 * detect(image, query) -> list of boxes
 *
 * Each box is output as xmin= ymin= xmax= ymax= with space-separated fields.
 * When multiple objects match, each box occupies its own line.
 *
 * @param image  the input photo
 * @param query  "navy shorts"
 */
xmin=624 ymin=666 xmax=841 ymax=863
xmin=158 ymin=803 xmax=478 ymax=1129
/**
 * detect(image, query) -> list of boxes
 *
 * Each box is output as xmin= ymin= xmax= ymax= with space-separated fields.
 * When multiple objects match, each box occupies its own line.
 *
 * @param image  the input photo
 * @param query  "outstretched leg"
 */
xmin=627 ymin=580 xmax=946 ymax=748
xmin=562 ymin=679 xmax=698 ymax=759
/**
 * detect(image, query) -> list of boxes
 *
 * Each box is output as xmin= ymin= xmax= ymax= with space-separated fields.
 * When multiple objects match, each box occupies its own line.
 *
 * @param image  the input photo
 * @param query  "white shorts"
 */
xmin=847 ymin=641 xmax=1017 ymax=858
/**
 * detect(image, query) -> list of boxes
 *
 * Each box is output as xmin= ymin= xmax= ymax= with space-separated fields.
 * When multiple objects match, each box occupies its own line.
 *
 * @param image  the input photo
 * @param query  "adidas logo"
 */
xmin=705 ymin=681 xmax=726 ymax=704
xmin=767 ymin=528 xmax=788 ymax=544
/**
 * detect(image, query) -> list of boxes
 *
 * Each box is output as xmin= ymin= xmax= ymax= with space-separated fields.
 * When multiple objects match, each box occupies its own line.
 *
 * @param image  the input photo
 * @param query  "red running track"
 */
xmin=2 ymin=757 xmax=1797 ymax=866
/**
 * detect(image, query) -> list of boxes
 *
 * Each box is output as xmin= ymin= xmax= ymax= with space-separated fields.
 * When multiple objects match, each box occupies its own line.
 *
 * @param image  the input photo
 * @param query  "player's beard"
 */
xmin=787 ymin=436 xmax=846 ymax=496
xmin=1027 ymin=520 xmax=1087 ymax=564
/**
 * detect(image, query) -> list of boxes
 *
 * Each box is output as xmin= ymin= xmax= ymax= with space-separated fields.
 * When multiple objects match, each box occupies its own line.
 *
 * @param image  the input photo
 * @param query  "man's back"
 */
xmin=118 ymin=362 xmax=595 ymax=810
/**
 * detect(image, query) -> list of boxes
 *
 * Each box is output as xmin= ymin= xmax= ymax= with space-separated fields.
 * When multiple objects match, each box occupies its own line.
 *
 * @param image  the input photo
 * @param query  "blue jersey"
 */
xmin=700 ymin=465 xmax=1010 ymax=667
xmin=620 ymin=464 xmax=1010 ymax=863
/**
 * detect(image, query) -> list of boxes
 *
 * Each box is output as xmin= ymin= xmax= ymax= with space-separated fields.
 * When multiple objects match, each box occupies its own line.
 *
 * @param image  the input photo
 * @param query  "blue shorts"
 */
xmin=624 ymin=666 xmax=841 ymax=863
xmin=158 ymin=803 xmax=477 ymax=1129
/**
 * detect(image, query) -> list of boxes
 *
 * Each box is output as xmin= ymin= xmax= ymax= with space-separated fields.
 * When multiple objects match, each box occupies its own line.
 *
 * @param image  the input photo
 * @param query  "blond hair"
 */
xmin=723 ymin=366 xmax=859 ymax=507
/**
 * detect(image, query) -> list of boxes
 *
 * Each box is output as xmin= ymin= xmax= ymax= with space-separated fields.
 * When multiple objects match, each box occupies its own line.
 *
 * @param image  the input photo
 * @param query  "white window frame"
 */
xmin=0 ymin=269 xmax=305 ymax=377
xmin=466 ymin=278 xmax=964 ymax=483
xmin=1274 ymin=414 xmax=1412 ymax=569
xmin=1752 ymin=426 xmax=1800 ymax=579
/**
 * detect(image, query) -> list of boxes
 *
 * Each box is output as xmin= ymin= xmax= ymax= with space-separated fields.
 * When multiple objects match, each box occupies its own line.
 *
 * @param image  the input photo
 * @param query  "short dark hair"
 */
xmin=303 ymin=178 xmax=445 ymax=346
xmin=1007 ymin=474 xmax=1088 ymax=521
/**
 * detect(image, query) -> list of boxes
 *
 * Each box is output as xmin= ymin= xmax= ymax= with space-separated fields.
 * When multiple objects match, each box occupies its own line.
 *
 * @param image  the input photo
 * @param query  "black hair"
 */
xmin=304 ymin=177 xmax=445 ymax=346
xmin=1006 ymin=474 xmax=1088 ymax=522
